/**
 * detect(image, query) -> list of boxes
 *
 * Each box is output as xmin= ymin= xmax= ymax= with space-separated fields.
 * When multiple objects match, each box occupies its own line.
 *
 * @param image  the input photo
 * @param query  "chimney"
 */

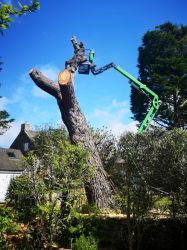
xmin=21 ymin=123 xmax=30 ymax=132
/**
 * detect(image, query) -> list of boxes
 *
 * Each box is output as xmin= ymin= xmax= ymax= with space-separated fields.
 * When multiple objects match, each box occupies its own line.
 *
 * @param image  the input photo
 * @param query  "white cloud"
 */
xmin=38 ymin=64 xmax=59 ymax=82
xmin=0 ymin=64 xmax=62 ymax=144
xmin=32 ymin=86 xmax=49 ymax=98
xmin=20 ymin=72 xmax=31 ymax=84
xmin=31 ymin=64 xmax=60 ymax=98
xmin=112 ymin=99 xmax=127 ymax=108
xmin=0 ymin=96 xmax=8 ymax=110
xmin=2 ymin=64 xmax=60 ymax=108
xmin=5 ymin=86 xmax=25 ymax=105
xmin=1 ymin=74 xmax=31 ymax=108
xmin=91 ymin=109 xmax=110 ymax=119
xmin=88 ymin=98 xmax=138 ymax=136
xmin=0 ymin=121 xmax=23 ymax=148
xmin=109 ymin=120 xmax=138 ymax=136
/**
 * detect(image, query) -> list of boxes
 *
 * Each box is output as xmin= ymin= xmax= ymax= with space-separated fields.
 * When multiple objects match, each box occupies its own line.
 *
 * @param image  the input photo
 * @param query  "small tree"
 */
xmin=6 ymin=126 xmax=92 ymax=248
xmin=117 ymin=129 xmax=187 ymax=250
xmin=118 ymin=132 xmax=154 ymax=250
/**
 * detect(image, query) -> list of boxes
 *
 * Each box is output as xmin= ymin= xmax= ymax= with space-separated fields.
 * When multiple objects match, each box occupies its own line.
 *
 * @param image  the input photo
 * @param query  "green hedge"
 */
xmin=75 ymin=216 xmax=187 ymax=250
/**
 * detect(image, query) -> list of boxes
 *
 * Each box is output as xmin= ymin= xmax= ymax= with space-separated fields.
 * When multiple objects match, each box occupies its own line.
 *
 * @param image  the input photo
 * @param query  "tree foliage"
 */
xmin=0 ymin=96 xmax=14 ymax=135
xmin=91 ymin=126 xmax=118 ymax=173
xmin=117 ymin=129 xmax=187 ymax=249
xmin=72 ymin=234 xmax=98 ymax=250
xmin=131 ymin=22 xmax=187 ymax=129
xmin=0 ymin=0 xmax=40 ymax=34
xmin=0 ymin=207 xmax=19 ymax=248
xmin=6 ymin=126 xmax=92 ymax=248
xmin=118 ymin=129 xmax=187 ymax=216
xmin=4 ymin=126 xmax=187 ymax=249
xmin=0 ymin=1 xmax=40 ymax=133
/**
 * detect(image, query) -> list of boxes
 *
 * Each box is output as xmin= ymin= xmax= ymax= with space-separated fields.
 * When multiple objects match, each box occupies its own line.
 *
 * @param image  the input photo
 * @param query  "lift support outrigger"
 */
xmin=61 ymin=37 xmax=159 ymax=134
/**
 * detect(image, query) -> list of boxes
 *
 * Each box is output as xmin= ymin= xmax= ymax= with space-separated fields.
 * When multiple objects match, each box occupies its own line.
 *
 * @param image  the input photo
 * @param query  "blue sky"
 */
xmin=0 ymin=0 xmax=187 ymax=147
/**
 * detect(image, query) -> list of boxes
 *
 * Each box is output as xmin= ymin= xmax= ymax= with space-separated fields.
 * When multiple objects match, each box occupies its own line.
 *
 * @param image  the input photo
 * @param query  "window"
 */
xmin=23 ymin=142 xmax=29 ymax=152
xmin=7 ymin=152 xmax=16 ymax=158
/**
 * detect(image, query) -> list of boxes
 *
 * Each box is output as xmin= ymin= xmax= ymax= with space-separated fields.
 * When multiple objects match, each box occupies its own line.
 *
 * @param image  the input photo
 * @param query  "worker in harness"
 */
xmin=65 ymin=36 xmax=87 ymax=73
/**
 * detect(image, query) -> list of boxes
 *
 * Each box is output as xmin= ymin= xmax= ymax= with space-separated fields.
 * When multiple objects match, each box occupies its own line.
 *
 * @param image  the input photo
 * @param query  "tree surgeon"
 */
xmin=29 ymin=36 xmax=115 ymax=209
xmin=65 ymin=36 xmax=87 ymax=73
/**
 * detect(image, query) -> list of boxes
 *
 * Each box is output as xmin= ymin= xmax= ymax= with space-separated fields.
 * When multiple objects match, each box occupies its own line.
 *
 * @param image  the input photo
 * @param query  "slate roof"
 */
xmin=0 ymin=148 xmax=24 ymax=171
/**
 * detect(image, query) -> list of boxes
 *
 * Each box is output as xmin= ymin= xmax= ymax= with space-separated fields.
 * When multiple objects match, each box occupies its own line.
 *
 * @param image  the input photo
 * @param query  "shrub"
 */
xmin=72 ymin=234 xmax=98 ymax=250
xmin=0 ymin=206 xmax=19 ymax=248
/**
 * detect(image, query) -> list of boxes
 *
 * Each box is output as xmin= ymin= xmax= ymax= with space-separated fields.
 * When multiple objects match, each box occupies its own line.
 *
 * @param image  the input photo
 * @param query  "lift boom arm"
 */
xmin=89 ymin=53 xmax=159 ymax=134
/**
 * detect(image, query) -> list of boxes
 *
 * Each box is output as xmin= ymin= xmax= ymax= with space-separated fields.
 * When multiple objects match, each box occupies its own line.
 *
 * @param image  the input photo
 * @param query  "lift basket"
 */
xmin=78 ymin=62 xmax=90 ymax=74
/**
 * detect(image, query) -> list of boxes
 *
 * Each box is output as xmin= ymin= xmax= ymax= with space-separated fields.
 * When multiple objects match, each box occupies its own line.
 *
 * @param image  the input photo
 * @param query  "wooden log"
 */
xmin=29 ymin=68 xmax=115 ymax=209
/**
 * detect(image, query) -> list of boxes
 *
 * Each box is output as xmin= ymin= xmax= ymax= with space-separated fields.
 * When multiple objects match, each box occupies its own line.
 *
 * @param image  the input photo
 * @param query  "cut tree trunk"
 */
xmin=29 ymin=68 xmax=115 ymax=209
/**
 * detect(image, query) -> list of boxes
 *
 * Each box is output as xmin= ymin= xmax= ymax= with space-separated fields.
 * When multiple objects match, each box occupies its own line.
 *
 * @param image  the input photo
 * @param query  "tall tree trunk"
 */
xmin=29 ymin=68 xmax=115 ymax=209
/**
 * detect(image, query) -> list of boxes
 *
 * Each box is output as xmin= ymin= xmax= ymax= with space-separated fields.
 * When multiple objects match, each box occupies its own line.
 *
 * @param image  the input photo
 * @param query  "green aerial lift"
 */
xmin=76 ymin=49 xmax=159 ymax=134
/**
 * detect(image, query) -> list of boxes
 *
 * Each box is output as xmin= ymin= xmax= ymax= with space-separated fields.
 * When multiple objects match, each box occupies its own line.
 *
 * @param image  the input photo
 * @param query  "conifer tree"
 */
xmin=131 ymin=22 xmax=187 ymax=129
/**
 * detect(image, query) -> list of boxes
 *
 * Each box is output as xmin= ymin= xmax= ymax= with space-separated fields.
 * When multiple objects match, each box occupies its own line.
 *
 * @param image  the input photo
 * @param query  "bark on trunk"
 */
xmin=29 ymin=68 xmax=115 ymax=209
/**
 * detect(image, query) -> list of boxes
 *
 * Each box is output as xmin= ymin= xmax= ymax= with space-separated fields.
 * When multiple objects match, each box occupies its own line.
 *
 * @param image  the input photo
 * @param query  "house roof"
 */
xmin=25 ymin=130 xmax=38 ymax=140
xmin=0 ymin=148 xmax=24 ymax=171
xmin=10 ymin=123 xmax=38 ymax=154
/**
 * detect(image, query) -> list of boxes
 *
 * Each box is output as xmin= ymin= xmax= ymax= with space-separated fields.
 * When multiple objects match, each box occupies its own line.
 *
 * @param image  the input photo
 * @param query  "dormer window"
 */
xmin=23 ymin=142 xmax=29 ymax=152
xmin=7 ymin=152 xmax=16 ymax=158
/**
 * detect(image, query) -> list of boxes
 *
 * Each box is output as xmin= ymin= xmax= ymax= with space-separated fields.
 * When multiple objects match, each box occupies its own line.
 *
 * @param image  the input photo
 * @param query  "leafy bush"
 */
xmin=0 ymin=206 xmax=19 ymax=248
xmin=118 ymin=128 xmax=187 ymax=216
xmin=72 ymin=234 xmax=98 ymax=250
xmin=154 ymin=197 xmax=172 ymax=213
xmin=6 ymin=126 xmax=92 ymax=248
xmin=6 ymin=174 xmax=39 ymax=221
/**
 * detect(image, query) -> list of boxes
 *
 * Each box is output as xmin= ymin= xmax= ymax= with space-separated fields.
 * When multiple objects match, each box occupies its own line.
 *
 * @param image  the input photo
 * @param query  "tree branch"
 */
xmin=29 ymin=68 xmax=62 ymax=101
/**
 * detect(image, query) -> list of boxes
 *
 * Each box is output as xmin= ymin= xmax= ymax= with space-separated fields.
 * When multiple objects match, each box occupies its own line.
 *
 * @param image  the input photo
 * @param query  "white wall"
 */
xmin=0 ymin=172 xmax=22 ymax=203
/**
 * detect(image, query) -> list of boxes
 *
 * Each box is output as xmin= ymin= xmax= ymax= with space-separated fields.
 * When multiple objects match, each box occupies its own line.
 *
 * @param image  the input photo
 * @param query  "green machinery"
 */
xmin=77 ymin=49 xmax=159 ymax=134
